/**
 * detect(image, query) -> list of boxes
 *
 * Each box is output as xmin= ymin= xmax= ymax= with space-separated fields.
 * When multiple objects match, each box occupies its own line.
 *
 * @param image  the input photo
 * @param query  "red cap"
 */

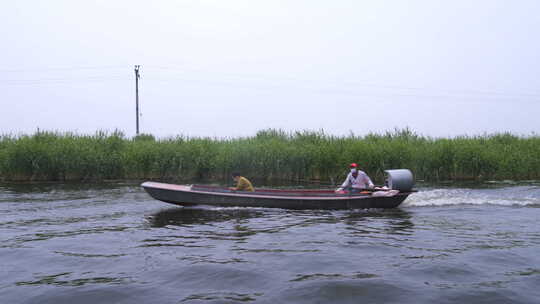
xmin=349 ymin=163 xmax=358 ymax=168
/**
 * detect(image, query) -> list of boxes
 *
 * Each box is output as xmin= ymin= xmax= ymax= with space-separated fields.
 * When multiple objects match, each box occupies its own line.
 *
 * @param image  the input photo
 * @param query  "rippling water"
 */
xmin=1 ymin=182 xmax=539 ymax=303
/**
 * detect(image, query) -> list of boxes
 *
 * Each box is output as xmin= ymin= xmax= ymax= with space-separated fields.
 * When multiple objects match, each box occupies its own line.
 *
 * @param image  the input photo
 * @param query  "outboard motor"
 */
xmin=384 ymin=169 xmax=414 ymax=192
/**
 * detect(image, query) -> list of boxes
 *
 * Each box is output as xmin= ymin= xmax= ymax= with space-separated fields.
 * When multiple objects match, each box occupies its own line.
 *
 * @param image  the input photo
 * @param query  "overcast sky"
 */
xmin=1 ymin=0 xmax=539 ymax=138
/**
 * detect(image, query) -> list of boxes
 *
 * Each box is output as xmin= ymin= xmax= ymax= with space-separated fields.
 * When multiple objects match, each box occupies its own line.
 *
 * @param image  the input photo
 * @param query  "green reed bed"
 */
xmin=0 ymin=129 xmax=539 ymax=183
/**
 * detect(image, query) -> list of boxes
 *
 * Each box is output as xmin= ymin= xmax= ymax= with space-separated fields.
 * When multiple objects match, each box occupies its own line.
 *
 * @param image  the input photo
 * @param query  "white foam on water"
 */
xmin=402 ymin=186 xmax=540 ymax=207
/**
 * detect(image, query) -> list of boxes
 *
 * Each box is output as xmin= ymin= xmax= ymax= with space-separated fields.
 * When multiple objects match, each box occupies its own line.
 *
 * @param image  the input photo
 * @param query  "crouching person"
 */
xmin=230 ymin=172 xmax=255 ymax=192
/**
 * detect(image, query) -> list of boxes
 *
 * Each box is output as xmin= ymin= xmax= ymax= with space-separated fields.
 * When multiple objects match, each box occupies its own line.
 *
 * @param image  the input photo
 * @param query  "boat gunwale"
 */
xmin=192 ymin=184 xmax=336 ymax=194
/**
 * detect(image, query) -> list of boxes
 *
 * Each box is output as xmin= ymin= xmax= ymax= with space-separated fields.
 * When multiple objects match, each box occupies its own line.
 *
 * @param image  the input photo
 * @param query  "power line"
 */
xmin=1 ymin=64 xmax=539 ymax=102
xmin=0 ymin=65 xmax=129 ymax=73
xmin=0 ymin=77 xmax=129 ymax=87
xmin=141 ymin=75 xmax=540 ymax=103
xmin=146 ymin=65 xmax=540 ymax=98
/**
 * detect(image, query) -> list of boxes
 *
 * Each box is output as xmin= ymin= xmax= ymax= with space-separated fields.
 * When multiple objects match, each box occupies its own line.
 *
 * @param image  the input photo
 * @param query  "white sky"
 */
xmin=1 ymin=0 xmax=539 ymax=138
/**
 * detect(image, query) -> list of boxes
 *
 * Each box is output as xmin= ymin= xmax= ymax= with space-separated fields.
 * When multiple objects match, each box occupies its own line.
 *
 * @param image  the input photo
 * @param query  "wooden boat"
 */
xmin=141 ymin=169 xmax=416 ymax=210
xmin=142 ymin=182 xmax=413 ymax=210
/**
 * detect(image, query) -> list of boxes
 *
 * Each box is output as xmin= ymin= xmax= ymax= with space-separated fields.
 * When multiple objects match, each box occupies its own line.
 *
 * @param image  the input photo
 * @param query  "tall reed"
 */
xmin=0 ymin=129 xmax=539 ymax=183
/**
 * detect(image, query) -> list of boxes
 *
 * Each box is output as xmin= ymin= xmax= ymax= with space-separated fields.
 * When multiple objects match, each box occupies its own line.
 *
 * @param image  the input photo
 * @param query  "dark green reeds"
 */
xmin=1 ymin=128 xmax=539 ymax=183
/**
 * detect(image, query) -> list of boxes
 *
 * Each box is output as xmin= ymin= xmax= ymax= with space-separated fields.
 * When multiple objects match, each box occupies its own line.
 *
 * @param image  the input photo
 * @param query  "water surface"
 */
xmin=1 ymin=182 xmax=539 ymax=303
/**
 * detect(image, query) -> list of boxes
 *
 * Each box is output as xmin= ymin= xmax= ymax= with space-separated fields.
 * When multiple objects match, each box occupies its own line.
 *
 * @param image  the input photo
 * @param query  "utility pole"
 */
xmin=134 ymin=65 xmax=141 ymax=135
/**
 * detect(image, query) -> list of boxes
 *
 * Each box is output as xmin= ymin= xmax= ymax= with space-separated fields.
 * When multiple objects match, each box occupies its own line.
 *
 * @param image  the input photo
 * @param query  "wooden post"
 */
xmin=134 ymin=65 xmax=141 ymax=135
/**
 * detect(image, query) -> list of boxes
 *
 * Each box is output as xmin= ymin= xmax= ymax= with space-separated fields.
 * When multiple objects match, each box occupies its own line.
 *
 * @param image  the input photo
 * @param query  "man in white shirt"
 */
xmin=336 ymin=163 xmax=374 ymax=193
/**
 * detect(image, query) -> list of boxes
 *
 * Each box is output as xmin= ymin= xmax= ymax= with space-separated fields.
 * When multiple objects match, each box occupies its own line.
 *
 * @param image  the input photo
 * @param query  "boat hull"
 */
xmin=142 ymin=182 xmax=411 ymax=210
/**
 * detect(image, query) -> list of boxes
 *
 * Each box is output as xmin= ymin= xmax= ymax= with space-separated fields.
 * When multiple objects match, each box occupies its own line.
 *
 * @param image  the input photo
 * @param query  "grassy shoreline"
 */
xmin=1 ymin=129 xmax=539 ymax=183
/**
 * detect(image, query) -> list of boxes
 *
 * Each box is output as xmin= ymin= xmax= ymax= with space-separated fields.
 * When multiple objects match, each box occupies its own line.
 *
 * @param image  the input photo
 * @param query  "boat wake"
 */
xmin=403 ymin=186 xmax=540 ymax=207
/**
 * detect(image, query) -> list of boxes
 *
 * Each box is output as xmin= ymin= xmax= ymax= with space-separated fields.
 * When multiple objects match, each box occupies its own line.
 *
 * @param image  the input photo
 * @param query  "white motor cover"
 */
xmin=384 ymin=169 xmax=414 ymax=192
